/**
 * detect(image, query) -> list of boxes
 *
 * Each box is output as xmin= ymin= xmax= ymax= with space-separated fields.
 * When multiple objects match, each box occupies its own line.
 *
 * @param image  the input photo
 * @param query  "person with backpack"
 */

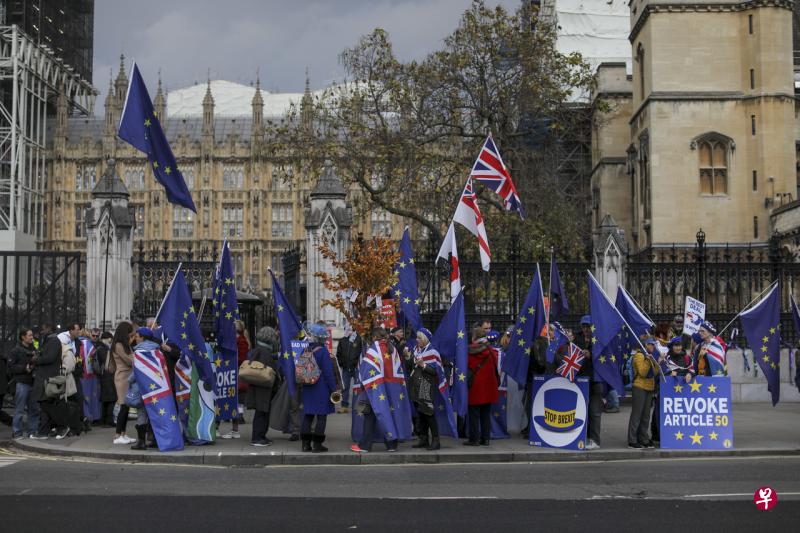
xmin=297 ymin=322 xmax=340 ymax=452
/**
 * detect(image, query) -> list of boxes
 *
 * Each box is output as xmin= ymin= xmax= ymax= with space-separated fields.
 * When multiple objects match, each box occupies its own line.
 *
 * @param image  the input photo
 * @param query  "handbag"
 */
xmin=466 ymin=356 xmax=492 ymax=389
xmin=239 ymin=359 xmax=276 ymax=387
xmin=125 ymin=381 xmax=143 ymax=408
xmin=44 ymin=375 xmax=67 ymax=399
xmin=268 ymin=380 xmax=291 ymax=432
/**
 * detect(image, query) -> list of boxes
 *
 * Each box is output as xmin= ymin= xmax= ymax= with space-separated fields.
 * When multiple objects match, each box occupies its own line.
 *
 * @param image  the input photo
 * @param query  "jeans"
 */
xmin=300 ymin=413 xmax=327 ymax=436
xmin=340 ymin=367 xmax=357 ymax=408
xmin=252 ymin=410 xmax=270 ymax=442
xmin=289 ymin=386 xmax=302 ymax=434
xmin=627 ymin=387 xmax=653 ymax=445
xmin=13 ymin=382 xmax=40 ymax=436
xmin=468 ymin=404 xmax=492 ymax=443
xmin=606 ymin=389 xmax=620 ymax=409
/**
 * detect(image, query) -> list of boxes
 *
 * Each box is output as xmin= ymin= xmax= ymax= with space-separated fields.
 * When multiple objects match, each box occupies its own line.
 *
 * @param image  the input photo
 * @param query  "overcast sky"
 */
xmin=93 ymin=0 xmax=520 ymax=113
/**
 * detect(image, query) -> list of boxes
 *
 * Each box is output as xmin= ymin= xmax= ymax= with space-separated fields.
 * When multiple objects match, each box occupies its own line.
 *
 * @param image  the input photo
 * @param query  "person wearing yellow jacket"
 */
xmin=627 ymin=338 xmax=659 ymax=449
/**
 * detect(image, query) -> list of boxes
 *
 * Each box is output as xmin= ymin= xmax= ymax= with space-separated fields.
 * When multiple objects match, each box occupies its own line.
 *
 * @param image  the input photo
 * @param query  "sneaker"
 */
xmin=628 ymin=442 xmax=644 ymax=449
xmin=113 ymin=435 xmax=135 ymax=445
xmin=585 ymin=439 xmax=600 ymax=450
xmin=641 ymin=441 xmax=655 ymax=449
xmin=250 ymin=440 xmax=272 ymax=447
xmin=55 ymin=428 xmax=72 ymax=440
xmin=29 ymin=433 xmax=48 ymax=440
xmin=221 ymin=431 xmax=241 ymax=439
xmin=350 ymin=444 xmax=368 ymax=453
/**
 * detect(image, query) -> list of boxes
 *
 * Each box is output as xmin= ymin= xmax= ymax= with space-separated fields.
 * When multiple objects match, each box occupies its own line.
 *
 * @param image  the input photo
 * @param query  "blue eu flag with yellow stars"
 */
xmin=157 ymin=268 xmax=214 ymax=384
xmin=588 ymin=272 xmax=626 ymax=396
xmin=393 ymin=227 xmax=423 ymax=332
xmin=270 ymin=269 xmax=302 ymax=396
xmin=431 ymin=289 xmax=468 ymax=417
xmin=739 ymin=282 xmax=781 ymax=406
xmin=118 ymin=63 xmax=196 ymax=212
xmin=213 ymin=240 xmax=239 ymax=354
xmin=502 ymin=264 xmax=546 ymax=387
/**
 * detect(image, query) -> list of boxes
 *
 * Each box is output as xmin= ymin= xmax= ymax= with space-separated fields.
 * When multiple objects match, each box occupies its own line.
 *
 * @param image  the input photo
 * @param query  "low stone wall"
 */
xmin=726 ymin=348 xmax=800 ymax=402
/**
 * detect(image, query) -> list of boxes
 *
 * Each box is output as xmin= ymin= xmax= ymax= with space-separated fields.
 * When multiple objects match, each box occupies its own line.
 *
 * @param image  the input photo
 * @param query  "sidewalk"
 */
xmin=6 ymin=403 xmax=800 ymax=466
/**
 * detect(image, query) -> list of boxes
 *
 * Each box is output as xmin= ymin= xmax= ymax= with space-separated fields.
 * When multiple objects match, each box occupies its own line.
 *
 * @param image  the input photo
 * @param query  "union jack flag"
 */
xmin=134 ymin=348 xmax=183 ymax=451
xmin=471 ymin=134 xmax=524 ymax=218
xmin=557 ymin=343 xmax=585 ymax=382
xmin=415 ymin=345 xmax=447 ymax=393
xmin=79 ymin=338 xmax=96 ymax=379
xmin=705 ymin=336 xmax=728 ymax=376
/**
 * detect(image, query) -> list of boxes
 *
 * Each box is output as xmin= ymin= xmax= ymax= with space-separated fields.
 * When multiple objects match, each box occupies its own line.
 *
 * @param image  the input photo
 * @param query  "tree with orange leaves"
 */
xmin=315 ymin=235 xmax=399 ymax=338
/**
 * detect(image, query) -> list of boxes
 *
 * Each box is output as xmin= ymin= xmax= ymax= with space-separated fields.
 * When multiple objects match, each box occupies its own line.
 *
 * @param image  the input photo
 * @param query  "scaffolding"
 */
xmin=0 ymin=24 xmax=96 ymax=247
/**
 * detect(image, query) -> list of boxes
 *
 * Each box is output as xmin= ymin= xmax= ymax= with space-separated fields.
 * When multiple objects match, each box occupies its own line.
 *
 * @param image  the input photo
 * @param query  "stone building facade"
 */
xmin=43 ymin=57 xmax=402 ymax=293
xmin=591 ymin=0 xmax=798 ymax=252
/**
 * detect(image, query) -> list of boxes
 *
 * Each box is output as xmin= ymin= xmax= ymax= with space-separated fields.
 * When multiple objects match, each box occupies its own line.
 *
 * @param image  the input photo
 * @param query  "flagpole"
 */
xmin=154 ymin=262 xmax=183 ymax=325
xmin=587 ymin=270 xmax=665 ymax=380
xmin=546 ymin=248 xmax=553 ymax=332
xmin=718 ymin=280 xmax=778 ymax=337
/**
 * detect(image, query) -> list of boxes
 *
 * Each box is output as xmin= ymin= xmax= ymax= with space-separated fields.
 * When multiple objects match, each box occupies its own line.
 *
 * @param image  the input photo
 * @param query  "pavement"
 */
xmin=4 ymin=402 xmax=800 ymax=466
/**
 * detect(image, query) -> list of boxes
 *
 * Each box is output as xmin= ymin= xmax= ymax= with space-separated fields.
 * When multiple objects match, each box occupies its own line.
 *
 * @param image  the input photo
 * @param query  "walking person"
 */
xmin=298 ymin=323 xmax=340 ymax=453
xmin=627 ymin=338 xmax=659 ymax=449
xmin=111 ymin=321 xmax=136 ymax=445
xmin=8 ymin=328 xmax=40 ymax=439
xmin=465 ymin=326 xmax=499 ymax=446
xmin=247 ymin=327 xmax=280 ymax=446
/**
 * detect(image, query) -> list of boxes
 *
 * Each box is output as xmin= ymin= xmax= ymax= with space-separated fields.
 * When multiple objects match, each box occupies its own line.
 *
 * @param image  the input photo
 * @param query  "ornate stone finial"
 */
xmin=154 ymin=70 xmax=166 ymax=118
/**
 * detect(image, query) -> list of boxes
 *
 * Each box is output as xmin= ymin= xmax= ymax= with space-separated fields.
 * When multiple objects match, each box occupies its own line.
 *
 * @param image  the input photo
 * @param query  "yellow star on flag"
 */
xmin=762 ymin=336 xmax=769 ymax=343
xmin=171 ymin=415 xmax=177 ymax=422
xmin=689 ymin=381 xmax=702 ymax=393
xmin=763 ymin=355 xmax=770 ymax=362
xmin=674 ymin=431 xmax=684 ymax=440
xmin=144 ymin=118 xmax=151 ymax=127
xmin=149 ymin=383 xmax=156 ymax=390
xmin=399 ymin=393 xmax=405 ymax=400
xmin=599 ymin=356 xmax=606 ymax=364
xmin=689 ymin=431 xmax=703 ymax=445
xmin=524 ymin=347 xmax=531 ymax=355
xmin=403 ymin=297 xmax=410 ymax=304
xmin=378 ymin=394 xmax=386 ymax=401
xmin=457 ymin=331 xmax=464 ymax=339
xmin=709 ymin=431 xmax=718 ymax=440
xmin=769 ymin=327 xmax=776 ymax=334
xmin=278 ymin=304 xmax=284 ymax=312
xmin=518 ymin=339 xmax=525 ymax=347
xmin=153 ymin=161 xmax=159 ymax=169
xmin=610 ymin=355 xmax=617 ymax=363
xmin=707 ymin=384 xmax=717 ymax=393
xmin=458 ymin=373 xmax=466 ymax=381
xmin=399 ymin=261 xmax=406 ymax=268
xmin=516 ymin=328 xmax=523 ymax=335
xmin=528 ymin=307 xmax=535 ymax=315
xmin=519 ymin=316 xmax=527 ymax=323
xmin=159 ymin=408 xmax=166 ymax=416
xmin=165 ymin=166 xmax=171 ymax=175
xmin=673 ymin=383 xmax=683 ymax=393
xmin=369 ymin=369 xmax=376 ymax=376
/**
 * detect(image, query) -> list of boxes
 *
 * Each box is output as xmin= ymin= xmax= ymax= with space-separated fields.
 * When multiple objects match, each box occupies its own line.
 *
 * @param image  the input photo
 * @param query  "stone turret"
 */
xmin=154 ymin=74 xmax=166 ymax=120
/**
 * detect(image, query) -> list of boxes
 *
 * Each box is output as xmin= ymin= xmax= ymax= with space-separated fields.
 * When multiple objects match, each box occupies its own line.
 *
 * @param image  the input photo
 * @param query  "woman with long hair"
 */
xmin=111 ymin=321 xmax=136 ymax=444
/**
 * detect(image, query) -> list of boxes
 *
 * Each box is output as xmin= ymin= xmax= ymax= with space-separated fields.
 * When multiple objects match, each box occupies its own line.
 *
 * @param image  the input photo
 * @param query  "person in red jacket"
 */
xmin=465 ymin=326 xmax=499 ymax=446
xmin=235 ymin=320 xmax=251 ymax=425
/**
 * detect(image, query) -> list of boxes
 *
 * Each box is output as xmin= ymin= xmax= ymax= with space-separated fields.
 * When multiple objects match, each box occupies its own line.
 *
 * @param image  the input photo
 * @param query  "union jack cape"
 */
xmin=358 ymin=340 xmax=413 ymax=441
xmin=414 ymin=344 xmax=458 ymax=438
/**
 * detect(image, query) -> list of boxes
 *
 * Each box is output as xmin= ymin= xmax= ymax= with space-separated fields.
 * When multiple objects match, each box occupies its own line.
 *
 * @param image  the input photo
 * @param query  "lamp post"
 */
xmin=696 ymin=228 xmax=706 ymax=302
xmin=101 ymin=212 xmax=112 ymax=332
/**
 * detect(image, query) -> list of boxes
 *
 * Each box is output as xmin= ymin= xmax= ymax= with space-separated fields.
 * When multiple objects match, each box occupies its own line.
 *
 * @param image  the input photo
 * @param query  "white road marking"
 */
xmin=0 ymin=457 xmax=23 ymax=468
xmin=684 ymin=492 xmax=800 ymax=499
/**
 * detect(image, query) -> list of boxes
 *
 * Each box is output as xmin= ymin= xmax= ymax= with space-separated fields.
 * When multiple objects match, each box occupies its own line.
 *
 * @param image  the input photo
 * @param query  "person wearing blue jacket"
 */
xmin=299 ymin=322 xmax=340 ymax=453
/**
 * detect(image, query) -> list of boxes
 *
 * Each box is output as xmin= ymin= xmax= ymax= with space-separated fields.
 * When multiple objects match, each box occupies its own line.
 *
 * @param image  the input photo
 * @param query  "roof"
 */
xmin=311 ymin=162 xmax=347 ymax=198
xmin=63 ymin=116 xmax=256 ymax=144
xmin=92 ymin=159 xmax=129 ymax=198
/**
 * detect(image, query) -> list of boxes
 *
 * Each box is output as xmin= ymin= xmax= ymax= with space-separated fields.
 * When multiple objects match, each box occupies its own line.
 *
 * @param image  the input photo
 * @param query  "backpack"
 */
xmin=295 ymin=346 xmax=322 ymax=385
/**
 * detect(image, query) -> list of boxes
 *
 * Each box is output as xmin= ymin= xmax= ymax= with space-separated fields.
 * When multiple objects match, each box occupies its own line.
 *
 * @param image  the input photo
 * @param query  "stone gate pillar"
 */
xmin=304 ymin=162 xmax=352 ymax=327
xmin=85 ymin=159 xmax=134 ymax=331
xmin=593 ymin=214 xmax=628 ymax=299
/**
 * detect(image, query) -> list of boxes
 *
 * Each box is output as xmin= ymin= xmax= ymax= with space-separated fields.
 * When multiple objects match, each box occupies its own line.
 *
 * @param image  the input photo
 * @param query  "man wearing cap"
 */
xmin=574 ymin=315 xmax=602 ymax=450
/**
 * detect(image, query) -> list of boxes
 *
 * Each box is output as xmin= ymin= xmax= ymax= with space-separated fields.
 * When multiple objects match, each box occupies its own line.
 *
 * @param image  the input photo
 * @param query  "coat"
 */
xmin=300 ymin=342 xmax=338 ymax=416
xmin=8 ymin=342 xmax=35 ymax=387
xmin=113 ymin=342 xmax=134 ymax=403
xmin=632 ymin=351 xmax=658 ymax=392
xmin=245 ymin=341 xmax=280 ymax=412
xmin=237 ymin=334 xmax=250 ymax=393
xmin=467 ymin=341 xmax=499 ymax=406
xmin=31 ymin=334 xmax=62 ymax=402
xmin=336 ymin=335 xmax=363 ymax=371
xmin=95 ymin=342 xmax=118 ymax=403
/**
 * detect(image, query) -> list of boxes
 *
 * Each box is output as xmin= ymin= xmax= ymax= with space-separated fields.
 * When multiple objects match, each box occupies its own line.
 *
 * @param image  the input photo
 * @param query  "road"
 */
xmin=0 ymin=450 xmax=797 ymax=531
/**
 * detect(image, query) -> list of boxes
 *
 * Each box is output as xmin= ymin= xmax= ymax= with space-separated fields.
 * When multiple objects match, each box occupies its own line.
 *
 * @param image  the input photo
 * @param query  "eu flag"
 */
xmin=615 ymin=286 xmax=653 ymax=338
xmin=502 ymin=264 xmax=546 ymax=387
xmin=134 ymin=348 xmax=184 ymax=451
xmin=549 ymin=252 xmax=568 ymax=320
xmin=431 ymin=290 xmax=469 ymax=416
xmin=270 ymin=269 xmax=302 ymax=396
xmin=739 ymin=282 xmax=781 ymax=406
xmin=393 ymin=227 xmax=423 ymax=332
xmin=545 ymin=322 xmax=568 ymax=365
xmin=791 ymin=296 xmax=800 ymax=341
xmin=118 ymin=63 xmax=196 ymax=212
xmin=588 ymin=272 xmax=626 ymax=396
xmin=157 ymin=268 xmax=213 ymax=384
xmin=213 ymin=241 xmax=239 ymax=356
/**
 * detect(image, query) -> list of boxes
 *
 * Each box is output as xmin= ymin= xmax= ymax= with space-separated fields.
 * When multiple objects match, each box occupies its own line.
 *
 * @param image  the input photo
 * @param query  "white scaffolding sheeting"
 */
xmin=0 ymin=24 xmax=97 ymax=246
xmin=550 ymin=0 xmax=632 ymax=73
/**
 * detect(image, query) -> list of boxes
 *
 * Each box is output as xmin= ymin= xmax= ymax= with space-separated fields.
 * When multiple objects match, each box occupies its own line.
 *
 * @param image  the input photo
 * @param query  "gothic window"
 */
xmin=223 ymin=165 xmax=244 ymax=189
xmin=133 ymin=205 xmax=145 ymax=238
xmin=124 ymin=165 xmax=145 ymax=190
xmin=76 ymin=165 xmax=96 ymax=191
xmin=223 ymin=204 xmax=244 ymax=237
xmin=181 ymin=164 xmax=196 ymax=189
xmin=695 ymin=134 xmax=732 ymax=195
xmin=172 ymin=206 xmax=194 ymax=238
xmin=271 ymin=203 xmax=293 ymax=238
xmin=370 ymin=209 xmax=392 ymax=237
xmin=321 ymin=214 xmax=337 ymax=247
xmin=232 ymin=253 xmax=244 ymax=288
xmin=74 ymin=205 xmax=88 ymax=238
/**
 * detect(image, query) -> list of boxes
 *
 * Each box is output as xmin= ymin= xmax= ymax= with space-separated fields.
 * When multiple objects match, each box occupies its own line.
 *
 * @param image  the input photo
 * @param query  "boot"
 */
xmin=130 ymin=425 xmax=147 ymax=450
xmin=311 ymin=434 xmax=328 ymax=453
xmin=301 ymin=433 xmax=312 ymax=452
xmin=412 ymin=436 xmax=430 ymax=448
xmin=146 ymin=425 xmax=158 ymax=448
xmin=426 ymin=437 xmax=441 ymax=451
